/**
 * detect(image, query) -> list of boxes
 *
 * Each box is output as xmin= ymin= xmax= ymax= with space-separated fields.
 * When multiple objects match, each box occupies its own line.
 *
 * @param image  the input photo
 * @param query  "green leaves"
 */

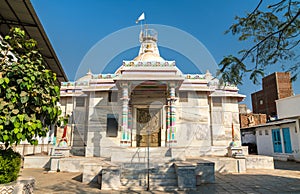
xmin=0 ymin=78 xmax=9 ymax=85
xmin=3 ymin=135 xmax=9 ymax=141
xmin=218 ymin=55 xmax=250 ymax=85
xmin=219 ymin=0 xmax=300 ymax=85
xmin=0 ymin=148 xmax=22 ymax=184
xmin=0 ymin=27 xmax=61 ymax=148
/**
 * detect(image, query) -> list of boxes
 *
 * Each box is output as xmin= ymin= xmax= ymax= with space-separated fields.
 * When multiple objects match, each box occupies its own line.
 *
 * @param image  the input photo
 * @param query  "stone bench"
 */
xmin=174 ymin=162 xmax=196 ymax=190
xmin=195 ymin=159 xmax=215 ymax=185
xmin=174 ymin=160 xmax=215 ymax=190
xmin=101 ymin=166 xmax=121 ymax=190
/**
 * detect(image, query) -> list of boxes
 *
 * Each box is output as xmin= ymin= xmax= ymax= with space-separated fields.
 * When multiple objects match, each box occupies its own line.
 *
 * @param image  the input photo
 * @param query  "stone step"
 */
xmin=121 ymin=168 xmax=176 ymax=175
xmin=120 ymin=162 xmax=174 ymax=169
xmin=126 ymin=151 xmax=172 ymax=157
xmin=149 ymin=179 xmax=177 ymax=186
xmin=121 ymin=170 xmax=177 ymax=178
xmin=70 ymin=147 xmax=85 ymax=156
xmin=71 ymin=143 xmax=84 ymax=148
xmin=118 ymin=185 xmax=146 ymax=190
xmin=121 ymin=162 xmax=148 ymax=169
xmin=120 ymin=179 xmax=146 ymax=187
xmin=150 ymin=167 xmax=176 ymax=173
xmin=118 ymin=185 xmax=178 ymax=191
xmin=121 ymin=167 xmax=176 ymax=174
xmin=72 ymin=136 xmax=84 ymax=142
xmin=121 ymin=174 xmax=146 ymax=180
xmin=73 ymin=136 xmax=85 ymax=141
xmin=110 ymin=147 xmax=181 ymax=163
xmin=150 ymin=185 xmax=179 ymax=191
xmin=114 ymin=157 xmax=173 ymax=163
xmin=121 ymin=170 xmax=176 ymax=178
xmin=121 ymin=172 xmax=176 ymax=179
xmin=120 ymin=178 xmax=177 ymax=187
xmin=149 ymin=173 xmax=177 ymax=179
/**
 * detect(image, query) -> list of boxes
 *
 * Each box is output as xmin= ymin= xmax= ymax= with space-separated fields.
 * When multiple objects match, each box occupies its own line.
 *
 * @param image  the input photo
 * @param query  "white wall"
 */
xmin=276 ymin=95 xmax=300 ymax=119
xmin=256 ymin=127 xmax=273 ymax=156
xmin=256 ymin=122 xmax=300 ymax=158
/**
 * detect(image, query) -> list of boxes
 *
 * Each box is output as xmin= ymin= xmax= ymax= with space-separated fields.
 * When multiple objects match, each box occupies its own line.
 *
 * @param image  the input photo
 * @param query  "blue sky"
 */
xmin=31 ymin=0 xmax=299 ymax=110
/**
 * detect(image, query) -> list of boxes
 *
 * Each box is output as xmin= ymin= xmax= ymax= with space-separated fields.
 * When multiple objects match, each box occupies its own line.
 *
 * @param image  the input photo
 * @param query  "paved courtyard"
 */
xmin=19 ymin=160 xmax=300 ymax=194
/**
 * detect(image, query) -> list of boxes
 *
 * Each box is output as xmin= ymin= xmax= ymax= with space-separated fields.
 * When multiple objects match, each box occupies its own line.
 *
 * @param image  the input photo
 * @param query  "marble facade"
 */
xmin=59 ymin=28 xmax=245 ymax=158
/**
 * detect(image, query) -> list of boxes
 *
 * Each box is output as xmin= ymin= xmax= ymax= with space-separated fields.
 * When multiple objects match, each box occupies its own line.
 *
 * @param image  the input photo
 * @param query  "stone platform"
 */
xmin=23 ymin=153 xmax=274 ymax=191
xmin=19 ymin=160 xmax=300 ymax=193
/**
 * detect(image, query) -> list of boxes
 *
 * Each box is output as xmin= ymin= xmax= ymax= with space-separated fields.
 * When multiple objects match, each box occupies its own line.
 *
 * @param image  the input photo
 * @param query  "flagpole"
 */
xmin=136 ymin=12 xmax=145 ymax=41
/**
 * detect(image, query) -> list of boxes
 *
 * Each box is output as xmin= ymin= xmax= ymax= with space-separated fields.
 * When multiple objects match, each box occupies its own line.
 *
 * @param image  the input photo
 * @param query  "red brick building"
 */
xmin=251 ymin=72 xmax=293 ymax=117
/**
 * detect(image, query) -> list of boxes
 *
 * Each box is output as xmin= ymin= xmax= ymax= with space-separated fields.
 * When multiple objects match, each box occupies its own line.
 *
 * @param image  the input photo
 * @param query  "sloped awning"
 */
xmin=0 ymin=0 xmax=67 ymax=83
xmin=209 ymin=90 xmax=246 ymax=99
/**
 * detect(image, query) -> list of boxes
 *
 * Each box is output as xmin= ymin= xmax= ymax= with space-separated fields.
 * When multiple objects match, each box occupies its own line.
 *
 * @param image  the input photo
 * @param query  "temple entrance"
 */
xmin=136 ymin=108 xmax=161 ymax=147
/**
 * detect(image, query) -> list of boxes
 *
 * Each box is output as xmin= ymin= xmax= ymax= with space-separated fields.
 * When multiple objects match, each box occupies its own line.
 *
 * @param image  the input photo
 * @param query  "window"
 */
xmin=259 ymin=99 xmax=264 ymax=105
xmin=60 ymin=98 xmax=67 ymax=105
xmin=106 ymin=114 xmax=118 ymax=137
xmin=76 ymin=97 xmax=85 ymax=107
xmin=265 ymin=130 xmax=269 ymax=135
xmin=179 ymin=92 xmax=188 ymax=102
xmin=108 ymin=91 xmax=118 ymax=102
xmin=212 ymin=97 xmax=222 ymax=107
xmin=259 ymin=130 xmax=262 ymax=135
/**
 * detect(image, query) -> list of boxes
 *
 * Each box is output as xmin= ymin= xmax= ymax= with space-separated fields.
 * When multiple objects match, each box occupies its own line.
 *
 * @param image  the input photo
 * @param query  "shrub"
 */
xmin=0 ymin=27 xmax=61 ymax=148
xmin=0 ymin=148 xmax=21 ymax=184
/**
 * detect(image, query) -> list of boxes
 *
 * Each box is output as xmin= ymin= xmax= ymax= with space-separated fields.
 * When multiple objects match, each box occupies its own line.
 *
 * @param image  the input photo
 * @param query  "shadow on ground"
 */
xmin=274 ymin=160 xmax=300 ymax=171
xmin=194 ymin=172 xmax=300 ymax=193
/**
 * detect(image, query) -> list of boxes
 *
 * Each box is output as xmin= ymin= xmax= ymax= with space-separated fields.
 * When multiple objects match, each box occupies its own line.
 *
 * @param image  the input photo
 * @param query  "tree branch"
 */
xmin=285 ymin=39 xmax=300 ymax=50
xmin=240 ymin=9 xmax=300 ymax=62
xmin=268 ymin=0 xmax=286 ymax=9
xmin=249 ymin=0 xmax=263 ymax=16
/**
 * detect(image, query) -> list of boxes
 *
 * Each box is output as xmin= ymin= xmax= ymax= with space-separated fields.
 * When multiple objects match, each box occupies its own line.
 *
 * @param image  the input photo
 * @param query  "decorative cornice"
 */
xmin=185 ymin=74 xmax=205 ymax=79
xmin=91 ymin=74 xmax=117 ymax=79
xmin=122 ymin=60 xmax=176 ymax=67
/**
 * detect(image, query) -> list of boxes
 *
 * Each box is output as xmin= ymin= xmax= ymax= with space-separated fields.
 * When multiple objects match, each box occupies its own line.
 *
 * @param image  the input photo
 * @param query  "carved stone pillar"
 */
xmin=166 ymin=99 xmax=171 ymax=145
xmin=120 ymin=83 xmax=130 ymax=146
xmin=167 ymin=84 xmax=177 ymax=146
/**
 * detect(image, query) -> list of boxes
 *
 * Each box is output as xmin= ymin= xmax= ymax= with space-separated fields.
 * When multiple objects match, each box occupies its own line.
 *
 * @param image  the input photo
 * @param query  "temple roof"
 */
xmin=133 ymin=28 xmax=164 ymax=62
xmin=61 ymin=26 xmax=243 ymax=98
xmin=133 ymin=51 xmax=164 ymax=62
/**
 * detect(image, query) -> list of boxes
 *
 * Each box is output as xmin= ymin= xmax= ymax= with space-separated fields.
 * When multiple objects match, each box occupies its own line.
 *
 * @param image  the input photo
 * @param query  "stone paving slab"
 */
xmin=19 ymin=160 xmax=300 ymax=194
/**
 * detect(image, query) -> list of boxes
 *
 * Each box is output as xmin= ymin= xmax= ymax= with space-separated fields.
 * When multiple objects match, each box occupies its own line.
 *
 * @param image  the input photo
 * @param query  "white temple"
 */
xmin=59 ymin=28 xmax=245 ymax=159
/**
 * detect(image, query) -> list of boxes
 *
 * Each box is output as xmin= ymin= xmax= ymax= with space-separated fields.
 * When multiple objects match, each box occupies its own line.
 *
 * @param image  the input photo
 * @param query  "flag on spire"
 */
xmin=136 ymin=12 xmax=145 ymax=24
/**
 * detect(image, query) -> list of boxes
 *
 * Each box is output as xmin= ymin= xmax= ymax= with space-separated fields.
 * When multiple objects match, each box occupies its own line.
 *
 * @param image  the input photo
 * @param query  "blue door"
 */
xmin=282 ymin=128 xmax=292 ymax=153
xmin=272 ymin=129 xmax=282 ymax=153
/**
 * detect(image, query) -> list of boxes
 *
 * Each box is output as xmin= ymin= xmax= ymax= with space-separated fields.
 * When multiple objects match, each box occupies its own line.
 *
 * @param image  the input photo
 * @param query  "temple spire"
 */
xmin=138 ymin=27 xmax=160 ymax=57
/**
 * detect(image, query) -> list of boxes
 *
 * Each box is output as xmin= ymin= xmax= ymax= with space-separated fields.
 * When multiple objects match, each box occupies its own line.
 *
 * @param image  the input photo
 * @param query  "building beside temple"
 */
xmin=251 ymin=72 xmax=293 ymax=118
xmin=59 ymin=28 xmax=245 ymax=158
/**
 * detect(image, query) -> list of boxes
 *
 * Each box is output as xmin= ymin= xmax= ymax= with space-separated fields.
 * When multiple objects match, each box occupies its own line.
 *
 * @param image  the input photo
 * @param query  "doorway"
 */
xmin=136 ymin=108 xmax=161 ymax=147
xmin=282 ymin=127 xmax=292 ymax=153
xmin=272 ymin=128 xmax=282 ymax=153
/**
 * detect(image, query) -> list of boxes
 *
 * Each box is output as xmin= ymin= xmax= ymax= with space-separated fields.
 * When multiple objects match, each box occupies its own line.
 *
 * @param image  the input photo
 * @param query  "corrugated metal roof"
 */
xmin=241 ymin=119 xmax=297 ymax=130
xmin=0 ymin=0 xmax=67 ymax=82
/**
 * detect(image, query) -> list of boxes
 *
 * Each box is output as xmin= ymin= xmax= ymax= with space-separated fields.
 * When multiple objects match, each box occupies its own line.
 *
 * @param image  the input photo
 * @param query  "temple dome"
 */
xmin=133 ymin=28 xmax=165 ymax=62
xmin=133 ymin=50 xmax=165 ymax=62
